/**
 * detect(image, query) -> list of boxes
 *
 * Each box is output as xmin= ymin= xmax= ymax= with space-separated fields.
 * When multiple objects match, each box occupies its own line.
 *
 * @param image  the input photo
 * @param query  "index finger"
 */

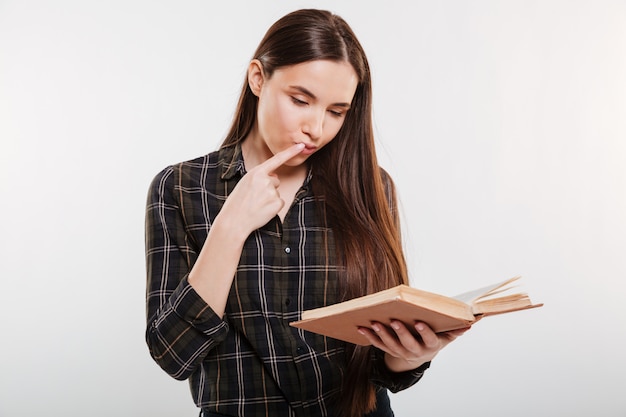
xmin=258 ymin=143 xmax=306 ymax=173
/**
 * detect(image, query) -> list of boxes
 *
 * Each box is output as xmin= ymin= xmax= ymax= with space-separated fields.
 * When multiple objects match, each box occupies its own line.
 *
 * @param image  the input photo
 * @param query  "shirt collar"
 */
xmin=219 ymin=143 xmax=246 ymax=180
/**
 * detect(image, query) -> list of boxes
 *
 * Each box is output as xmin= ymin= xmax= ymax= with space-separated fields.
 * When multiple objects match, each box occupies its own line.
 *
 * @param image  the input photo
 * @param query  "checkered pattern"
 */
xmin=145 ymin=144 xmax=425 ymax=416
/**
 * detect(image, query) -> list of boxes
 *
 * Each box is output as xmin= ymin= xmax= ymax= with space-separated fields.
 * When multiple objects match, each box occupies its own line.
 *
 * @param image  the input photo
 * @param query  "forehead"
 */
xmin=270 ymin=60 xmax=359 ymax=102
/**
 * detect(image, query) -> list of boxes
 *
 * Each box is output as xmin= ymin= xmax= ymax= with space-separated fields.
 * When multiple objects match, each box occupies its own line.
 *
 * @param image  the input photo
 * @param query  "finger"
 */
xmin=370 ymin=322 xmax=410 ymax=354
xmin=357 ymin=326 xmax=394 ymax=354
xmin=389 ymin=320 xmax=422 ymax=350
xmin=437 ymin=326 xmax=471 ymax=345
xmin=446 ymin=326 xmax=471 ymax=338
xmin=414 ymin=322 xmax=440 ymax=349
xmin=357 ymin=327 xmax=383 ymax=346
xmin=258 ymin=143 xmax=305 ymax=173
xmin=268 ymin=173 xmax=280 ymax=188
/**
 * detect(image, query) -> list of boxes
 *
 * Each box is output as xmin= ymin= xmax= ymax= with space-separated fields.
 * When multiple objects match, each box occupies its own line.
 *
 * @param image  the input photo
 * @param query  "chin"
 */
xmin=287 ymin=154 xmax=310 ymax=167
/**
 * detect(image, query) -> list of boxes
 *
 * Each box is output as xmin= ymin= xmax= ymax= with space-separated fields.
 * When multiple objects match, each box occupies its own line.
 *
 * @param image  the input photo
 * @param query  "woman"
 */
xmin=145 ymin=9 xmax=468 ymax=417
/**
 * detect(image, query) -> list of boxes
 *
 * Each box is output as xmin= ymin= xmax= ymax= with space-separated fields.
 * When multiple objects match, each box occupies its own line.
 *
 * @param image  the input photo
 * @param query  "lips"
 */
xmin=297 ymin=143 xmax=317 ymax=155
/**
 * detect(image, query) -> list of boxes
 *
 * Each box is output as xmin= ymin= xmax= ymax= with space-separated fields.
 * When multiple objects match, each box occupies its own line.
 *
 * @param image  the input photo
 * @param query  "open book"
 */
xmin=290 ymin=276 xmax=543 ymax=346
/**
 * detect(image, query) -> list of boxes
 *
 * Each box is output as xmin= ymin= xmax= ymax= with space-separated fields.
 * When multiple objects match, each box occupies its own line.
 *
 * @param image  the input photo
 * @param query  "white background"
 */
xmin=1 ymin=1 xmax=625 ymax=416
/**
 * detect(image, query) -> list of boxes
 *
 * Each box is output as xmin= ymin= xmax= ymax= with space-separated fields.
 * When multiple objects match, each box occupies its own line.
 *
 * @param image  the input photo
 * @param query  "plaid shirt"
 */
xmin=145 ymin=144 xmax=426 ymax=417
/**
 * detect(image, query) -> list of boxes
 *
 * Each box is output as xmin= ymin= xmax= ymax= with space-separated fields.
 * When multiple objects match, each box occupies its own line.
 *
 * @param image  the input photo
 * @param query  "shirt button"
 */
xmin=284 ymin=247 xmax=291 ymax=254
xmin=285 ymin=298 xmax=291 ymax=306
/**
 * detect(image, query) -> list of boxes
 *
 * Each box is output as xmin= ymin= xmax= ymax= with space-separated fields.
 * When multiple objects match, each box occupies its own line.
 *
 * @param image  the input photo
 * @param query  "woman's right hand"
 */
xmin=188 ymin=143 xmax=305 ymax=316
xmin=218 ymin=143 xmax=305 ymax=236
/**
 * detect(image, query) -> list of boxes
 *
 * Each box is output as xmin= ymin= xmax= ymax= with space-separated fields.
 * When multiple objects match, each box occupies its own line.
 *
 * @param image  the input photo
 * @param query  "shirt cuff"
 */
xmin=370 ymin=349 xmax=430 ymax=393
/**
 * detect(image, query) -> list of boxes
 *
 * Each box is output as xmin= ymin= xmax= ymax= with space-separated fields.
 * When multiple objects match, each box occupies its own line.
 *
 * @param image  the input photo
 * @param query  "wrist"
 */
xmin=212 ymin=211 xmax=252 ymax=244
xmin=384 ymin=353 xmax=428 ymax=373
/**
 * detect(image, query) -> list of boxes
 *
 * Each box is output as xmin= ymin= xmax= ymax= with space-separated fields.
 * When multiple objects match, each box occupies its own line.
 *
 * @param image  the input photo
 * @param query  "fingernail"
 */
xmin=415 ymin=323 xmax=425 ymax=331
xmin=372 ymin=324 xmax=381 ymax=332
xmin=390 ymin=321 xmax=400 ymax=330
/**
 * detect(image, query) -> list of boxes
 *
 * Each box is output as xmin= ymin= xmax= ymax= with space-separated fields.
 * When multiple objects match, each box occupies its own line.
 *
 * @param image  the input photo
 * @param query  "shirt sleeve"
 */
xmin=370 ymin=350 xmax=430 ymax=392
xmin=144 ymin=165 xmax=229 ymax=381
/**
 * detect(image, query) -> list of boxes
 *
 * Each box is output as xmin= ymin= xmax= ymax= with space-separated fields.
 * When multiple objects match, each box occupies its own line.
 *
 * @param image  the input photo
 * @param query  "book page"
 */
xmin=453 ymin=276 xmax=521 ymax=303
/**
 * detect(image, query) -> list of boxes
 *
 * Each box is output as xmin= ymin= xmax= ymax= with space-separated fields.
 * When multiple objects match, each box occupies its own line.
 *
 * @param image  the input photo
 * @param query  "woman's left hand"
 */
xmin=358 ymin=321 xmax=470 ymax=372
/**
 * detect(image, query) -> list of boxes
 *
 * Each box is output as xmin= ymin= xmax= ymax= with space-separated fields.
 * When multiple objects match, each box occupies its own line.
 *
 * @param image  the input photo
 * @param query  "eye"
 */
xmin=291 ymin=96 xmax=308 ymax=106
xmin=328 ymin=109 xmax=345 ymax=118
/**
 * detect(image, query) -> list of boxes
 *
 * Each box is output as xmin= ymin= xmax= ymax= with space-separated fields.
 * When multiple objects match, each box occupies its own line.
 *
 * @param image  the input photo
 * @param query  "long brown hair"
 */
xmin=221 ymin=9 xmax=408 ymax=417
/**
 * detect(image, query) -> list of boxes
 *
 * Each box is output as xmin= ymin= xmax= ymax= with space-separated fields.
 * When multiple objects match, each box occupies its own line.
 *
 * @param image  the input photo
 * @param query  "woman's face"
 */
xmin=248 ymin=59 xmax=359 ymax=167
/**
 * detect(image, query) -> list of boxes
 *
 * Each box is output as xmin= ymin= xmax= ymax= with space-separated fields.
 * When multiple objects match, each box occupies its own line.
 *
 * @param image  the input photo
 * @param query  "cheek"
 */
xmin=277 ymin=99 xmax=306 ymax=136
xmin=322 ymin=117 xmax=346 ymax=144
xmin=258 ymin=96 xmax=298 ymax=137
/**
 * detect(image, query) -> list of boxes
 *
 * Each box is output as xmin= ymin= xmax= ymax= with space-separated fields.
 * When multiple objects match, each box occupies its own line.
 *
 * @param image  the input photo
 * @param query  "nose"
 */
xmin=302 ymin=109 xmax=324 ymax=141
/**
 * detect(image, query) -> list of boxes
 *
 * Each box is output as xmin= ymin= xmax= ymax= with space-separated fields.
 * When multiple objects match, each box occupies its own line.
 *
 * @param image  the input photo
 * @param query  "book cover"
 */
xmin=290 ymin=276 xmax=542 ymax=346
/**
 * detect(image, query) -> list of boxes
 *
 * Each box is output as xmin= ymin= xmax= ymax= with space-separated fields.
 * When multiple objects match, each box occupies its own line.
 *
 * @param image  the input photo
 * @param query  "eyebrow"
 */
xmin=290 ymin=85 xmax=352 ymax=108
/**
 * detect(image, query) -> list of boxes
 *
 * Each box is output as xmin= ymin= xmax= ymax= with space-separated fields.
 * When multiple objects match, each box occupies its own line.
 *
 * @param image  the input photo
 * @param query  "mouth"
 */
xmin=297 ymin=143 xmax=317 ymax=155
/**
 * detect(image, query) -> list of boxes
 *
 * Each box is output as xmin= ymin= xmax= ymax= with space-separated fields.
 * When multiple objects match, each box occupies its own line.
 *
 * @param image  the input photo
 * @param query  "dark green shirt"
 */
xmin=145 ymin=144 xmax=426 ymax=417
